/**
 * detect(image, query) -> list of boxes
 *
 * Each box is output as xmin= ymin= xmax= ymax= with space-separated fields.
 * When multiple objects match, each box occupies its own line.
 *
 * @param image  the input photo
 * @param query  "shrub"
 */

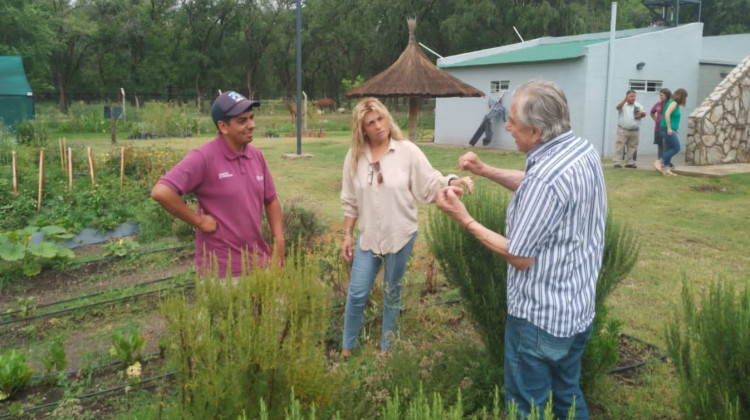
xmin=16 ymin=119 xmax=49 ymax=148
xmin=426 ymin=187 xmax=509 ymax=367
xmin=161 ymin=251 xmax=340 ymax=419
xmin=0 ymin=349 xmax=33 ymax=401
xmin=426 ymin=188 xmax=638 ymax=399
xmin=666 ymin=280 xmax=750 ymax=420
xmin=262 ymin=196 xmax=327 ymax=257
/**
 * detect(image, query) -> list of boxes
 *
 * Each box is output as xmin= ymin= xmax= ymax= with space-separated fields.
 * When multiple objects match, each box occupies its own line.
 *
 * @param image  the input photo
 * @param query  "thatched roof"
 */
xmin=347 ymin=19 xmax=484 ymax=98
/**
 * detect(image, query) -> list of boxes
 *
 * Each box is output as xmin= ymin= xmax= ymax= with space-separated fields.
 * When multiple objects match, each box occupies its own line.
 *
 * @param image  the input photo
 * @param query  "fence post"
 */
xmin=67 ymin=147 xmax=74 ymax=192
xmin=87 ymin=146 xmax=96 ymax=186
xmin=37 ymin=148 xmax=45 ymax=212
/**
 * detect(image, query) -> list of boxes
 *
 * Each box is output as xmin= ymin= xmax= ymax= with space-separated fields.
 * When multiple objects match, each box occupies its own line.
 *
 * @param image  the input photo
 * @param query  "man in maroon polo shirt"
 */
xmin=151 ymin=91 xmax=285 ymax=278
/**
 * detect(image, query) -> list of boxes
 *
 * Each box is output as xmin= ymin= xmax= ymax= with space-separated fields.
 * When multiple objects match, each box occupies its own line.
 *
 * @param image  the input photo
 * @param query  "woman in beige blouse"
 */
xmin=340 ymin=97 xmax=473 ymax=357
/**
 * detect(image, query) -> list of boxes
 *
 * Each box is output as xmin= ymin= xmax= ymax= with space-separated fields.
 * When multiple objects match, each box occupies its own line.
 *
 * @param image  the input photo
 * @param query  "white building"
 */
xmin=434 ymin=23 xmax=747 ymax=158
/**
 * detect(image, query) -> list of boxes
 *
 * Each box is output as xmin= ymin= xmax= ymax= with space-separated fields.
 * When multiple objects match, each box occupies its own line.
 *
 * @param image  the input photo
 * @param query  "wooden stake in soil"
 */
xmin=12 ymin=151 xmax=18 ymax=197
xmin=67 ymin=147 xmax=74 ymax=191
xmin=120 ymin=147 xmax=126 ymax=190
xmin=59 ymin=137 xmax=67 ymax=171
xmin=87 ymin=146 xmax=96 ymax=186
xmin=37 ymin=148 xmax=45 ymax=212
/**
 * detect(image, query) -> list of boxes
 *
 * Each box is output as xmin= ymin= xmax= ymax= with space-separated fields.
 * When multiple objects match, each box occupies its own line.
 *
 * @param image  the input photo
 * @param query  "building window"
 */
xmin=629 ymin=79 xmax=663 ymax=92
xmin=490 ymin=80 xmax=509 ymax=93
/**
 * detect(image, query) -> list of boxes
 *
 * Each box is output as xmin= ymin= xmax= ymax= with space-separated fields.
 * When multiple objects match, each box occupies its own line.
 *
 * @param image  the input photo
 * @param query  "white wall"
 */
xmin=435 ymin=23 xmax=704 ymax=158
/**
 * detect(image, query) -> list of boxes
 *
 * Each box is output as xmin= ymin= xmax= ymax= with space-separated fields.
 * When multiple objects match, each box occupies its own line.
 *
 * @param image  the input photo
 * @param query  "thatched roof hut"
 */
xmin=347 ymin=18 xmax=484 ymax=141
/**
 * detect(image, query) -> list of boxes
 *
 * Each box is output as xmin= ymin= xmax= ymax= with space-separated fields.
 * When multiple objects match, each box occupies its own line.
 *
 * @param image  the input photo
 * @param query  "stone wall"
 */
xmin=686 ymin=55 xmax=750 ymax=165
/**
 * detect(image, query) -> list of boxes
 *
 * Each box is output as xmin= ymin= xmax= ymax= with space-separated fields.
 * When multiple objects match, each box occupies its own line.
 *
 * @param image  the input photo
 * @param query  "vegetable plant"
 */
xmin=110 ymin=328 xmax=146 ymax=365
xmin=0 ymin=350 xmax=33 ymax=401
xmin=0 ymin=225 xmax=75 ymax=278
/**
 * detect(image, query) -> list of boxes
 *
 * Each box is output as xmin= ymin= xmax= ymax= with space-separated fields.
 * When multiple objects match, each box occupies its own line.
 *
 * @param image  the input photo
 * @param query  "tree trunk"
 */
xmin=57 ymin=70 xmax=68 ymax=114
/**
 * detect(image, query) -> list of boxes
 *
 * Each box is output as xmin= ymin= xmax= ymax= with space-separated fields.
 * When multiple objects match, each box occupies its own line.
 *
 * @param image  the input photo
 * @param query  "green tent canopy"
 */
xmin=0 ymin=56 xmax=35 ymax=130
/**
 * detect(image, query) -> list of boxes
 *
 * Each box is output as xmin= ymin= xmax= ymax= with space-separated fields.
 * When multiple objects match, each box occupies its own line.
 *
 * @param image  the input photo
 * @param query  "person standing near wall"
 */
xmin=435 ymin=80 xmax=607 ymax=420
xmin=613 ymin=90 xmax=646 ymax=168
xmin=649 ymin=88 xmax=671 ymax=159
xmin=653 ymin=88 xmax=688 ymax=177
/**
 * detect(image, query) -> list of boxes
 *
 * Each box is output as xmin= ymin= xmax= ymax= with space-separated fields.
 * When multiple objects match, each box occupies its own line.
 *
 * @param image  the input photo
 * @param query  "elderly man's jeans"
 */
xmin=504 ymin=315 xmax=594 ymax=420
xmin=342 ymin=232 xmax=417 ymax=352
xmin=659 ymin=126 xmax=681 ymax=168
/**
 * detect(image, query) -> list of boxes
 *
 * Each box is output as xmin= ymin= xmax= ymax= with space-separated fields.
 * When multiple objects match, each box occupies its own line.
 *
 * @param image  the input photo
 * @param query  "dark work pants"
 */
xmin=469 ymin=116 xmax=493 ymax=146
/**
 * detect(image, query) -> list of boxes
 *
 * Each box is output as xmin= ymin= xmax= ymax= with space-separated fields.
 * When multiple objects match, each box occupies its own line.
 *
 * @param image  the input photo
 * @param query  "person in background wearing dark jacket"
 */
xmin=649 ymin=88 xmax=671 ymax=159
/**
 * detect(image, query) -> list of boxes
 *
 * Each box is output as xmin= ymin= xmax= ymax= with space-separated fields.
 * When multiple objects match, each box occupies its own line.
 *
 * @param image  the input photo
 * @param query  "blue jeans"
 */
xmin=504 ymin=315 xmax=594 ymax=420
xmin=659 ymin=126 xmax=681 ymax=168
xmin=342 ymin=232 xmax=417 ymax=351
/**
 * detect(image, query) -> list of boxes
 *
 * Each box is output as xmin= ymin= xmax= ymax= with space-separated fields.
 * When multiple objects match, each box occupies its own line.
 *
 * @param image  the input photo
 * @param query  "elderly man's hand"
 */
xmin=458 ymin=152 xmax=484 ymax=175
xmin=435 ymin=186 xmax=474 ymax=227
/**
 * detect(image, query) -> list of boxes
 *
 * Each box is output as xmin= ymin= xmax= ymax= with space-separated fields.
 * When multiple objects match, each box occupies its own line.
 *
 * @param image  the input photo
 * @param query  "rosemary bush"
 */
xmin=666 ymin=280 xmax=750 ymax=420
xmin=426 ymin=187 xmax=639 ymax=400
xmin=162 ymin=251 xmax=339 ymax=419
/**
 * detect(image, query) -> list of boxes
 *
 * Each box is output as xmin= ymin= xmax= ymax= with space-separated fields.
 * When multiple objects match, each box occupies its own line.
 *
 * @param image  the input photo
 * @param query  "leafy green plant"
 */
xmin=0 ymin=349 xmax=33 ymax=401
xmin=666 ymin=280 xmax=750 ymax=420
xmin=41 ymin=335 xmax=68 ymax=379
xmin=16 ymin=297 xmax=35 ymax=319
xmin=110 ymin=328 xmax=146 ymax=365
xmin=0 ymin=225 xmax=75 ymax=277
xmin=103 ymin=238 xmax=140 ymax=257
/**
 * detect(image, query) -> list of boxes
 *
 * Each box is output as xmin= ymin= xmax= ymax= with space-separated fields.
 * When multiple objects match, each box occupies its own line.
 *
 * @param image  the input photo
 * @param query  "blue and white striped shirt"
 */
xmin=506 ymin=131 xmax=607 ymax=337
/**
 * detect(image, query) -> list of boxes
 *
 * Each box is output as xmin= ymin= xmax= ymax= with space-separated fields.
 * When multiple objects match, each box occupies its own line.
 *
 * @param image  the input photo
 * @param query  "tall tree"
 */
xmin=0 ymin=1 xmax=57 ymax=94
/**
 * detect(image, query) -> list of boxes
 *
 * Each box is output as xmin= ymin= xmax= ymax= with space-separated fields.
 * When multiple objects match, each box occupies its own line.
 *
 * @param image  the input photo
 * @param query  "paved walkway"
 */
xmin=611 ymin=153 xmax=750 ymax=178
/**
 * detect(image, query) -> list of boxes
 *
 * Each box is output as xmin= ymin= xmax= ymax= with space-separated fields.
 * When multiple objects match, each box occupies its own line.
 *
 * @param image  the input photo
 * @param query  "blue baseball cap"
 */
xmin=211 ymin=91 xmax=260 ymax=126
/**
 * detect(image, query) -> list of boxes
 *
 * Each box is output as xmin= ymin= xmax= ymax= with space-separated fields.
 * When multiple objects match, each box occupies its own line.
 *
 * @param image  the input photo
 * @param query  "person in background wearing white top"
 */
xmin=613 ymin=90 xmax=646 ymax=168
xmin=340 ymin=97 xmax=473 ymax=358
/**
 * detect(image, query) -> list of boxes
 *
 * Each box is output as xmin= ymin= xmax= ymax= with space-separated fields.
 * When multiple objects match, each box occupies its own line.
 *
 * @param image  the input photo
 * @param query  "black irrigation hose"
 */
xmin=0 ymin=273 xmax=194 ymax=320
xmin=0 ymin=281 xmax=195 ymax=327
xmin=0 ymin=371 xmax=176 ymax=419
xmin=76 ymin=244 xmax=191 ymax=266
xmin=607 ymin=333 xmax=669 ymax=374
xmin=30 ymin=351 xmax=162 ymax=382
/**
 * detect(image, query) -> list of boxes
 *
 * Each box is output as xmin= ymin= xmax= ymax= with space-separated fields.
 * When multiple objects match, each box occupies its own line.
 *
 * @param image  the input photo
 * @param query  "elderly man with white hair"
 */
xmin=435 ymin=80 xmax=607 ymax=420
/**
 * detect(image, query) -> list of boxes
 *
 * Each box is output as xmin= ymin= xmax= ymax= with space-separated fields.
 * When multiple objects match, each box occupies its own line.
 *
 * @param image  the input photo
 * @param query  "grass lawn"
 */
xmin=61 ymin=126 xmax=750 ymax=419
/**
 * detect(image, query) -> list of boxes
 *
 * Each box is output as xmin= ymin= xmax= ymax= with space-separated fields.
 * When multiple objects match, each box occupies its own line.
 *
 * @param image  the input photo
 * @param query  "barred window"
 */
xmin=629 ymin=79 xmax=663 ymax=92
xmin=490 ymin=80 xmax=509 ymax=93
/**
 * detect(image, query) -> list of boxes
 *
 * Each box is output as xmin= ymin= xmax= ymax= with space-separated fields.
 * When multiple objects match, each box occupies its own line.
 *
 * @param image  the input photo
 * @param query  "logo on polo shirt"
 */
xmin=256 ymin=175 xmax=264 ymax=181
xmin=219 ymin=172 xmax=233 ymax=179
